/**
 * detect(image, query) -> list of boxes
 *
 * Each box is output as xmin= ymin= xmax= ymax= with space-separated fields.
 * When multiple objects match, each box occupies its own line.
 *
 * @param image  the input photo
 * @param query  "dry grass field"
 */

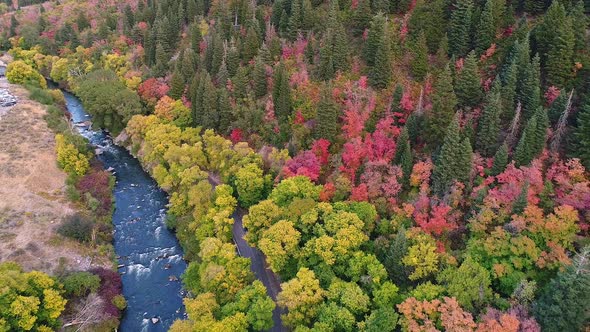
xmin=0 ymin=76 xmax=111 ymax=274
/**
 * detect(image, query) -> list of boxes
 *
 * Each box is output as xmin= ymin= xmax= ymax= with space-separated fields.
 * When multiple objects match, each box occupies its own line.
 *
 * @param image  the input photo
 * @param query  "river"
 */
xmin=62 ymin=91 xmax=187 ymax=331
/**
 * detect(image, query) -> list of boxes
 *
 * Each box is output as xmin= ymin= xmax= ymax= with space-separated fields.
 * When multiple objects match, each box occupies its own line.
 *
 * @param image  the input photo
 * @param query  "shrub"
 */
xmin=89 ymin=267 xmax=123 ymax=318
xmin=62 ymin=271 xmax=101 ymax=297
xmin=43 ymin=105 xmax=69 ymax=133
xmin=57 ymin=213 xmax=94 ymax=242
xmin=76 ymin=166 xmax=114 ymax=217
xmin=111 ymin=295 xmax=127 ymax=310
xmin=6 ymin=60 xmax=47 ymax=88
xmin=55 ymin=133 xmax=90 ymax=176
xmin=27 ymin=85 xmax=54 ymax=105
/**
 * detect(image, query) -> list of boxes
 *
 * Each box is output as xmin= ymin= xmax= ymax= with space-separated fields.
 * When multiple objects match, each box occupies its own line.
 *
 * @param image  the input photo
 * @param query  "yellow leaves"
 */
xmin=154 ymin=96 xmax=192 ymax=128
xmin=259 ymin=220 xmax=301 ymax=273
xmin=277 ymin=268 xmax=325 ymax=328
xmin=42 ymin=289 xmax=67 ymax=320
xmin=55 ymin=134 xmax=90 ymax=176
xmin=10 ymin=296 xmax=40 ymax=330
xmin=403 ymin=231 xmax=440 ymax=281
xmin=6 ymin=60 xmax=47 ymax=89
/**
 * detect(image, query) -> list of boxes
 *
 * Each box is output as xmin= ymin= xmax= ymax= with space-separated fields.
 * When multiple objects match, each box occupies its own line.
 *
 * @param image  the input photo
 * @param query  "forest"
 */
xmin=1 ymin=0 xmax=590 ymax=330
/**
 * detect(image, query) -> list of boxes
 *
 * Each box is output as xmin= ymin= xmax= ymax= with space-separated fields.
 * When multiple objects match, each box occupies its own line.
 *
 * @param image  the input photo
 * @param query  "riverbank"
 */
xmin=0 ymin=71 xmax=112 ymax=273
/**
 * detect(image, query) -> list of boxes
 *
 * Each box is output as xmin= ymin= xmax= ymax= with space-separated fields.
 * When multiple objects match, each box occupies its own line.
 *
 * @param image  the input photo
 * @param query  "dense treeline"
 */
xmin=2 ymin=0 xmax=590 ymax=330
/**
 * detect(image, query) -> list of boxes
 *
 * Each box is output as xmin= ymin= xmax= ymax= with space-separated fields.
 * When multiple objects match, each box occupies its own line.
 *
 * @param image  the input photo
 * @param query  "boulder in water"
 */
xmin=151 ymin=317 xmax=159 ymax=324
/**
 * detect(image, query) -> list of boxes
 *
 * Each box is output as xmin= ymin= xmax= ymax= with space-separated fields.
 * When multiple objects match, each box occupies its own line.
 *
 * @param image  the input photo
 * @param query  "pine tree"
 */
xmin=363 ymin=14 xmax=386 ymax=67
xmin=476 ymin=0 xmax=495 ymax=55
xmin=253 ymin=57 xmax=268 ymax=98
xmin=406 ymin=112 xmax=424 ymax=145
xmin=288 ymin=0 xmax=303 ymax=39
xmin=512 ymin=181 xmax=529 ymax=215
xmin=331 ymin=22 xmax=348 ymax=73
xmin=536 ymin=1 xmax=575 ymax=88
xmin=455 ymin=51 xmax=483 ymax=108
xmin=426 ymin=65 xmax=458 ymax=147
xmin=490 ymin=143 xmax=509 ymax=176
xmin=304 ymin=35 xmax=315 ymax=64
xmin=410 ymin=32 xmax=429 ymax=81
xmin=570 ymin=1 xmax=588 ymax=53
xmin=352 ymin=0 xmax=372 ymax=36
xmin=191 ymin=71 xmax=206 ymax=126
xmin=243 ymin=26 xmax=261 ymax=61
xmin=519 ymin=55 xmax=541 ymax=122
xmin=533 ymin=247 xmax=590 ymax=332
xmin=433 ymin=116 xmax=473 ymax=195
xmin=181 ymin=49 xmax=197 ymax=83
xmin=532 ymin=106 xmax=548 ymax=156
xmin=216 ymin=60 xmax=229 ymax=87
xmin=501 ymin=59 xmax=518 ymax=115
xmin=572 ymin=102 xmax=590 ymax=169
xmin=476 ymin=82 xmax=503 ymax=157
xmin=201 ymin=76 xmax=219 ymax=130
xmin=169 ymin=69 xmax=185 ymax=99
xmin=318 ymin=37 xmax=335 ymax=80
xmin=394 ymin=127 xmax=413 ymax=188
xmin=514 ymin=114 xmax=538 ymax=167
xmin=372 ymin=0 xmax=390 ymax=14
xmin=369 ymin=34 xmax=391 ymax=89
xmin=272 ymin=62 xmax=293 ymax=123
xmin=315 ymin=85 xmax=340 ymax=142
xmin=232 ymin=67 xmax=249 ymax=100
xmin=448 ymin=0 xmax=473 ymax=57
xmin=548 ymin=90 xmax=568 ymax=125
xmin=153 ymin=42 xmax=169 ymax=77
xmin=217 ymin=88 xmax=232 ymax=134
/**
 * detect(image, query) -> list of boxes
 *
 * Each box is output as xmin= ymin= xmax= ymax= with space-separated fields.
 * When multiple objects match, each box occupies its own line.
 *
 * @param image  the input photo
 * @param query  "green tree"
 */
xmin=570 ymin=1 xmax=588 ymax=53
xmin=253 ymin=57 xmax=268 ymax=98
xmin=277 ymin=268 xmax=326 ymax=328
xmin=200 ymin=74 xmax=219 ymax=130
xmin=490 ymin=143 xmax=509 ymax=176
xmin=363 ymin=14 xmax=386 ymax=67
xmin=217 ymin=88 xmax=232 ymax=134
xmin=437 ymin=257 xmax=493 ymax=311
xmin=410 ymin=32 xmax=429 ymax=81
xmin=476 ymin=0 xmax=495 ymax=55
xmin=448 ymin=0 xmax=473 ymax=57
xmin=369 ymin=34 xmax=391 ymax=89
xmin=426 ymin=65 xmax=458 ymax=147
xmin=169 ymin=69 xmax=185 ymax=99
xmin=476 ymin=82 xmax=503 ymax=157
xmin=432 ymin=116 xmax=473 ymax=195
xmin=394 ymin=127 xmax=413 ymax=187
xmin=514 ymin=114 xmax=538 ymax=167
xmin=235 ymin=163 xmax=268 ymax=207
xmin=455 ymin=51 xmax=483 ymax=108
xmin=572 ymin=102 xmax=590 ymax=169
xmin=315 ymin=85 xmax=340 ymax=142
xmin=272 ymin=62 xmax=293 ymax=125
xmin=533 ymin=247 xmax=590 ymax=332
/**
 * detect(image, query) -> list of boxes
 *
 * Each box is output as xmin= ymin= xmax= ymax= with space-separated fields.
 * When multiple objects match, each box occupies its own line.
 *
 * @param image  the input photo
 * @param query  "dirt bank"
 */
xmin=0 ymin=75 xmax=110 ymax=274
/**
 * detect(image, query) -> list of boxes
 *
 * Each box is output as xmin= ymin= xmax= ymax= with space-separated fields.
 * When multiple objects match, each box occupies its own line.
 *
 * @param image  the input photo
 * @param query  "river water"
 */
xmin=62 ymin=91 xmax=187 ymax=331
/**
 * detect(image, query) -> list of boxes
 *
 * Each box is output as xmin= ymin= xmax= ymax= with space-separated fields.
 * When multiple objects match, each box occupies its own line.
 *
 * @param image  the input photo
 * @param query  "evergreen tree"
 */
xmin=363 ymin=14 xmax=386 ymax=67
xmin=406 ymin=112 xmax=424 ymax=146
xmin=455 ymin=51 xmax=483 ymax=108
xmin=352 ymin=0 xmax=372 ymax=36
xmin=409 ymin=0 xmax=447 ymax=54
xmin=288 ymin=0 xmax=303 ymax=39
xmin=570 ymin=1 xmax=588 ymax=53
xmin=272 ymin=62 xmax=293 ymax=123
xmin=476 ymin=0 xmax=495 ymax=55
xmin=501 ymin=60 xmax=518 ymax=115
xmin=243 ymin=26 xmax=261 ymax=61
xmin=369 ymin=34 xmax=391 ymax=89
xmin=153 ymin=42 xmax=169 ymax=77
xmin=476 ymin=81 xmax=503 ymax=157
xmin=533 ymin=247 xmax=590 ymax=332
xmin=226 ymin=42 xmax=240 ymax=76
xmin=548 ymin=90 xmax=568 ymax=125
xmin=394 ymin=127 xmax=413 ymax=187
xmin=181 ymin=49 xmax=197 ymax=83
xmin=191 ymin=71 xmax=206 ymax=126
xmin=318 ymin=38 xmax=335 ymax=80
xmin=304 ymin=35 xmax=315 ymax=64
xmin=410 ymin=32 xmax=429 ymax=81
xmin=426 ymin=65 xmax=458 ymax=147
xmin=217 ymin=88 xmax=232 ymax=134
xmin=216 ymin=60 xmax=229 ymax=87
xmin=253 ymin=57 xmax=268 ymax=98
xmin=315 ymin=85 xmax=340 ymax=142
xmin=490 ymin=143 xmax=509 ymax=176
xmin=532 ymin=106 xmax=548 ymax=156
xmin=519 ymin=55 xmax=541 ymax=122
xmin=232 ymin=67 xmax=249 ymax=100
xmin=433 ymin=116 xmax=473 ymax=195
xmin=536 ymin=1 xmax=575 ymax=88
xmin=201 ymin=76 xmax=219 ymax=130
xmin=169 ymin=69 xmax=185 ymax=99
xmin=514 ymin=114 xmax=538 ymax=166
xmin=512 ymin=181 xmax=529 ymax=215
xmin=572 ymin=102 xmax=590 ymax=169
xmin=448 ymin=0 xmax=473 ymax=57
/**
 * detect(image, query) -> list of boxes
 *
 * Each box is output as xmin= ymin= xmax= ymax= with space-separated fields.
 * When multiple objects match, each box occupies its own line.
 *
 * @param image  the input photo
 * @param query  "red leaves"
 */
xmin=283 ymin=151 xmax=321 ymax=182
xmin=138 ymin=78 xmax=170 ymax=106
xmin=230 ymin=128 xmax=243 ymax=143
xmin=415 ymin=203 xmax=457 ymax=236
xmin=544 ymin=86 xmax=561 ymax=105
xmin=311 ymin=139 xmax=331 ymax=166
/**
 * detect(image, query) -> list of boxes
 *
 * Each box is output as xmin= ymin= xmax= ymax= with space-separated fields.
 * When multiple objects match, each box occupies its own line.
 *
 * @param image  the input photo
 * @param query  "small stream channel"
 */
xmin=62 ymin=90 xmax=187 ymax=331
